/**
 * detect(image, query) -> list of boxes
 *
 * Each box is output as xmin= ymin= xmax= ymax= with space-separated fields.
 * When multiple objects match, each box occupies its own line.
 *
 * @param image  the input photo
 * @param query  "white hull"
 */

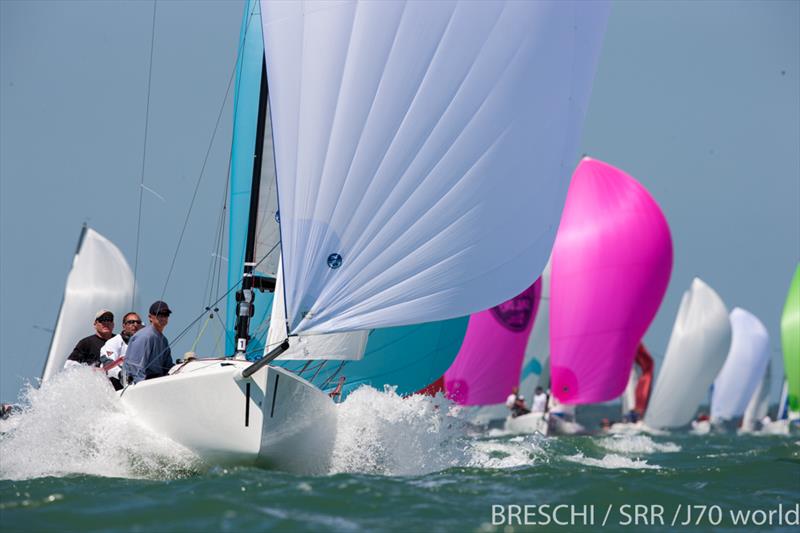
xmin=119 ymin=360 xmax=336 ymax=474
xmin=504 ymin=412 xmax=549 ymax=436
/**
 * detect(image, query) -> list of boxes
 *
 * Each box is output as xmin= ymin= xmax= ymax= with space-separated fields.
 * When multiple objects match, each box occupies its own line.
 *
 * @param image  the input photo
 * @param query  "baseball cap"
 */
xmin=94 ymin=309 xmax=114 ymax=322
xmin=149 ymin=300 xmax=172 ymax=316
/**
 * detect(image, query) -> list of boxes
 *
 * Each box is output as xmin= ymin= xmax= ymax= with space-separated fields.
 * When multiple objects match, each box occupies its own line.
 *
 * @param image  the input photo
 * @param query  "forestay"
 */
xmin=42 ymin=227 xmax=134 ymax=381
xmin=260 ymin=0 xmax=610 ymax=334
xmin=268 ymin=257 xmax=368 ymax=360
xmin=644 ymin=278 xmax=732 ymax=429
xmin=711 ymin=308 xmax=770 ymax=422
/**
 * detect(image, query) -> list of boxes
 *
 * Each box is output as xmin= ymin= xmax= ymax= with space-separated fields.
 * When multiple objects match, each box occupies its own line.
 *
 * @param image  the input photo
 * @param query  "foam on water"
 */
xmin=330 ymin=387 xmax=547 ymax=475
xmin=597 ymin=435 xmax=681 ymax=454
xmin=564 ymin=452 xmax=661 ymax=470
xmin=0 ymin=367 xmax=199 ymax=481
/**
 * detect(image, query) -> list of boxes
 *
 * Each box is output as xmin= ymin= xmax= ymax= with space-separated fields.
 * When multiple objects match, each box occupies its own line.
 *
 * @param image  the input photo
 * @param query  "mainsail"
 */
xmin=711 ymin=308 xmax=770 ymax=422
xmin=644 ymin=278 xmax=732 ymax=429
xmin=549 ymin=158 xmax=673 ymax=404
xmin=42 ymin=227 xmax=134 ymax=381
xmin=741 ymin=361 xmax=771 ymax=432
xmin=519 ymin=260 xmax=552 ymax=399
xmin=260 ymin=0 xmax=610 ymax=335
xmin=781 ymin=264 xmax=799 ymax=415
xmin=443 ymin=281 xmax=541 ymax=405
xmin=620 ymin=343 xmax=654 ymax=417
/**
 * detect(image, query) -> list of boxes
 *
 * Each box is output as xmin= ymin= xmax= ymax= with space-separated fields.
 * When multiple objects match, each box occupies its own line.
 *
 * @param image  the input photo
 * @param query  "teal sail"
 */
xmin=275 ymin=317 xmax=468 ymax=398
xmin=225 ymin=0 xmax=272 ymax=356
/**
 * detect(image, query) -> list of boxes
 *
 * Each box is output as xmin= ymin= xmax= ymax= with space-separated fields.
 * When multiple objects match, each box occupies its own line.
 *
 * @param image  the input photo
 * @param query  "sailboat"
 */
xmin=549 ymin=157 xmax=672 ymax=433
xmin=709 ymin=308 xmax=770 ymax=429
xmin=780 ymin=264 xmax=799 ymax=424
xmin=42 ymin=225 xmax=134 ymax=381
xmin=619 ymin=343 xmax=654 ymax=420
xmin=442 ymin=280 xmax=543 ymax=432
xmin=643 ymin=278 xmax=732 ymax=430
xmin=118 ymin=0 xmax=611 ymax=472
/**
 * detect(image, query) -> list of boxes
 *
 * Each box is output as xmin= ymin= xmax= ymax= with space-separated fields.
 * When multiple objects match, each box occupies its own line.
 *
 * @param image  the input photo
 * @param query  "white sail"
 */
xmin=520 ymin=259 xmax=551 ymax=398
xmin=644 ymin=278 xmax=732 ymax=429
xmin=260 ymin=0 xmax=610 ymax=335
xmin=253 ymin=101 xmax=281 ymax=279
xmin=268 ymin=257 xmax=368 ymax=360
xmin=711 ymin=308 xmax=771 ymax=422
xmin=42 ymin=227 xmax=134 ymax=381
xmin=741 ymin=360 xmax=771 ymax=432
xmin=621 ymin=367 xmax=640 ymax=415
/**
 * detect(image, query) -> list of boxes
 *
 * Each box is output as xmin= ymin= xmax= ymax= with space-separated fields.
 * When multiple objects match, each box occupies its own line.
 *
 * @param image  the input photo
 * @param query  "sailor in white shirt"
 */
xmin=100 ymin=312 xmax=144 ymax=384
xmin=505 ymin=387 xmax=530 ymax=418
xmin=531 ymin=387 xmax=548 ymax=413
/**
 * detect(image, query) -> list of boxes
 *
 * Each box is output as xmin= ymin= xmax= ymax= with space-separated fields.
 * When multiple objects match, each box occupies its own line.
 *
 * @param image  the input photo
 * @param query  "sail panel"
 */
xmin=443 ymin=280 xmax=541 ymax=406
xmin=711 ymin=308 xmax=771 ymax=421
xmin=260 ymin=0 xmax=610 ymax=334
xmin=644 ymin=278 xmax=732 ymax=429
xmin=42 ymin=228 xmax=134 ymax=380
xmin=741 ymin=361 xmax=771 ymax=432
xmin=550 ymin=158 xmax=673 ymax=404
xmin=269 ymin=257 xmax=368 ymax=360
xmin=781 ymin=264 xmax=800 ymax=413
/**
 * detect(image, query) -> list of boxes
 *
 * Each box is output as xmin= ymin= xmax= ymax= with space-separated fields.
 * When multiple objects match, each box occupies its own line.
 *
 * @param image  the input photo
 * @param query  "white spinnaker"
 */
xmin=520 ymin=259 xmax=551 ymax=399
xmin=42 ymin=228 xmax=134 ymax=381
xmin=741 ymin=361 xmax=771 ymax=431
xmin=261 ymin=0 xmax=610 ymax=334
xmin=711 ymin=308 xmax=771 ymax=422
xmin=644 ymin=278 xmax=732 ymax=429
xmin=268 ymin=257 xmax=368 ymax=360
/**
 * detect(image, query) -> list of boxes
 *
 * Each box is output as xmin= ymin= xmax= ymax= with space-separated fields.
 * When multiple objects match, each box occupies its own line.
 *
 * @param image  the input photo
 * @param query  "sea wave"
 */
xmin=564 ymin=452 xmax=661 ymax=470
xmin=597 ymin=435 xmax=681 ymax=454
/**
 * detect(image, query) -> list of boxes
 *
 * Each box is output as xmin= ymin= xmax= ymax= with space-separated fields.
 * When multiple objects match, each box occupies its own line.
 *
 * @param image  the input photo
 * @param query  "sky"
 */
xmin=1 ymin=1 xmax=798 ymax=404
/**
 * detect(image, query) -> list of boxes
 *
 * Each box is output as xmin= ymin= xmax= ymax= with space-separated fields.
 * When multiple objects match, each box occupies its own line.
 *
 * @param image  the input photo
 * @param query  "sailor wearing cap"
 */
xmin=64 ymin=309 xmax=116 ymax=368
xmin=122 ymin=301 xmax=174 ymax=384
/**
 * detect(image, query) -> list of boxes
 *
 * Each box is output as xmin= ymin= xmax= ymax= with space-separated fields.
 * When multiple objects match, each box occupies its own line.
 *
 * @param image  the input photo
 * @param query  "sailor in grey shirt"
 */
xmin=123 ymin=301 xmax=174 ymax=384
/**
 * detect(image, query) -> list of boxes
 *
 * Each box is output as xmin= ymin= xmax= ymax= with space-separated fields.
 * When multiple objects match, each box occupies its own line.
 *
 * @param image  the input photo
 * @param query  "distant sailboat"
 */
xmin=710 ymin=308 xmax=770 ymax=426
xmin=119 ymin=0 xmax=610 ymax=471
xmin=443 ymin=281 xmax=541 ymax=405
xmin=740 ymin=361 xmax=771 ymax=433
xmin=644 ymin=278 xmax=732 ymax=430
xmin=549 ymin=157 xmax=672 ymax=409
xmin=780 ymin=264 xmax=800 ymax=421
xmin=42 ymin=226 xmax=134 ymax=381
xmin=620 ymin=343 xmax=654 ymax=420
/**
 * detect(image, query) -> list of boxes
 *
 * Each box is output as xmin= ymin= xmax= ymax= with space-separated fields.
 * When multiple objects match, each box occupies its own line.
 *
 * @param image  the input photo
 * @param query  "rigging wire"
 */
xmin=160 ymin=62 xmax=239 ymax=299
xmin=132 ymin=0 xmax=158 ymax=309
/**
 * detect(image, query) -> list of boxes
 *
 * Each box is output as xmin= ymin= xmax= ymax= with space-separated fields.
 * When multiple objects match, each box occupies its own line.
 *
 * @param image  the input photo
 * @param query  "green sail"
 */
xmin=781 ymin=264 xmax=800 ymax=412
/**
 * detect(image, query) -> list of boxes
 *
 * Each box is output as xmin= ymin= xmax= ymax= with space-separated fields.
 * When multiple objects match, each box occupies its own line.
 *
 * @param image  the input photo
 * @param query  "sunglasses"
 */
xmin=97 ymin=318 xmax=113 ymax=324
xmin=124 ymin=320 xmax=143 ymax=325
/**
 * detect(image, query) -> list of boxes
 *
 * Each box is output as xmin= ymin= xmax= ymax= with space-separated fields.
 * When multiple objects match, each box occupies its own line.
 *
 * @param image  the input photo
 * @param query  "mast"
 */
xmin=233 ymin=58 xmax=268 ymax=359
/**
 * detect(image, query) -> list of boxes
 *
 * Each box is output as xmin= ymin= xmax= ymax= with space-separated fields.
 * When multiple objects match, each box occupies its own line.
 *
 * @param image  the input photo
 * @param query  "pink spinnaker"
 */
xmin=444 ymin=280 xmax=541 ymax=405
xmin=550 ymin=158 xmax=672 ymax=404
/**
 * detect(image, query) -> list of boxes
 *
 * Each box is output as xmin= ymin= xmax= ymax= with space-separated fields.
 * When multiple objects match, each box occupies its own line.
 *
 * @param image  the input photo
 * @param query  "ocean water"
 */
xmin=1 ymin=369 xmax=798 ymax=532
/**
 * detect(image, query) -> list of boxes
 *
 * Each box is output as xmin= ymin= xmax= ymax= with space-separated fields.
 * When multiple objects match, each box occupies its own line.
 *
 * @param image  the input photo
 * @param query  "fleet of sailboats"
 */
xmin=30 ymin=1 xmax=798 ymax=471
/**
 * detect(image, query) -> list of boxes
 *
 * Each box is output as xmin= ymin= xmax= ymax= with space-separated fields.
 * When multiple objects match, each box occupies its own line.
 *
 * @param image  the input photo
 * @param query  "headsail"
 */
xmin=443 ymin=280 xmax=541 ymax=405
xmin=260 ymin=0 xmax=610 ymax=335
xmin=711 ymin=308 xmax=770 ymax=422
xmin=621 ymin=343 xmax=654 ymax=417
xmin=781 ymin=264 xmax=799 ymax=415
xmin=644 ymin=278 xmax=732 ymax=429
xmin=42 ymin=227 xmax=134 ymax=381
xmin=549 ymin=158 xmax=673 ymax=404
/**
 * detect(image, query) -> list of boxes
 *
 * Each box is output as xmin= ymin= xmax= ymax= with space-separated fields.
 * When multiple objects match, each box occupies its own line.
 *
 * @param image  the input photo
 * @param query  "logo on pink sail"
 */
xmin=490 ymin=285 xmax=536 ymax=332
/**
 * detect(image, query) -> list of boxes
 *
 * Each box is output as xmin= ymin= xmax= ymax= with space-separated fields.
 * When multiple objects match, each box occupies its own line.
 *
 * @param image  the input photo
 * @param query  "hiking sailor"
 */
xmin=100 ymin=311 xmax=143 ymax=389
xmin=123 ymin=301 xmax=174 ymax=384
xmin=64 ymin=309 xmax=115 ymax=369
xmin=505 ymin=386 xmax=531 ymax=418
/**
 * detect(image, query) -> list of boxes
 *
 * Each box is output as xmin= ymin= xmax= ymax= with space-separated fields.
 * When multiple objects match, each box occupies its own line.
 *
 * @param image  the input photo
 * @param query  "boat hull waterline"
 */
xmin=119 ymin=361 xmax=336 ymax=474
